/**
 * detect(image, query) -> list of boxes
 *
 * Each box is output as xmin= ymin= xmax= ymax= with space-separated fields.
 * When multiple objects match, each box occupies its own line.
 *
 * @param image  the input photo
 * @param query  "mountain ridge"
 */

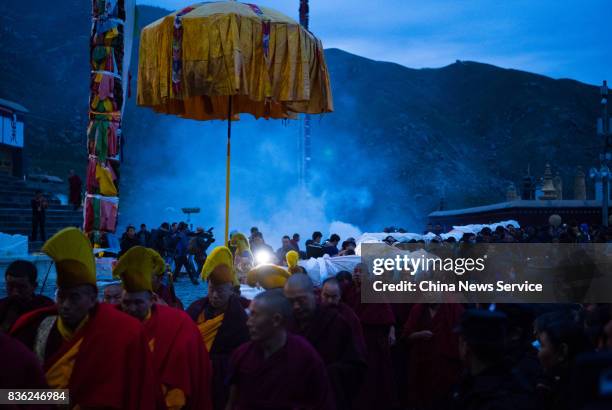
xmin=0 ymin=2 xmax=603 ymax=228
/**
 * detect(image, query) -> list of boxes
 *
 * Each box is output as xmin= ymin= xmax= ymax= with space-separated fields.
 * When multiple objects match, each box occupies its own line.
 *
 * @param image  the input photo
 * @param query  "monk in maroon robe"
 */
xmin=335 ymin=268 xmax=397 ymax=410
xmin=402 ymin=303 xmax=465 ymax=410
xmin=12 ymin=302 xmax=160 ymax=409
xmin=320 ymin=277 xmax=366 ymax=356
xmin=10 ymin=228 xmax=160 ymax=409
xmin=0 ymin=331 xmax=52 ymax=410
xmin=389 ymin=302 xmax=413 ymax=405
xmin=113 ymin=246 xmax=213 ymax=410
xmin=0 ymin=260 xmax=53 ymax=332
xmin=68 ymin=170 xmax=82 ymax=210
xmin=227 ymin=289 xmax=335 ymax=410
xmin=285 ymin=274 xmax=366 ymax=410
xmin=152 ymin=271 xmax=184 ymax=309
xmin=187 ymin=283 xmax=249 ymax=410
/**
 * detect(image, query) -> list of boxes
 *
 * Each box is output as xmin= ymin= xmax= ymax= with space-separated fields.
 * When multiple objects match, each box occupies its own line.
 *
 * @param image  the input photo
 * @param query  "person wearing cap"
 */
xmin=226 ymin=289 xmax=336 ymax=410
xmin=246 ymin=263 xmax=292 ymax=290
xmin=285 ymin=250 xmax=303 ymax=274
xmin=10 ymin=228 xmax=159 ymax=409
xmin=0 ymin=259 xmax=53 ymax=332
xmin=230 ymin=232 xmax=254 ymax=283
xmin=452 ymin=309 xmax=535 ymax=410
xmin=113 ymin=246 xmax=212 ymax=410
xmin=186 ymin=246 xmax=249 ymax=410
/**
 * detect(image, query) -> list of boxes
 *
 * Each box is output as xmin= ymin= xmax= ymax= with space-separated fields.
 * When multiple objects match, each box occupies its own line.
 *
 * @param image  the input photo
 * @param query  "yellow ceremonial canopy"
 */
xmin=138 ymin=1 xmax=333 ymax=120
xmin=137 ymin=1 xmax=333 ymax=244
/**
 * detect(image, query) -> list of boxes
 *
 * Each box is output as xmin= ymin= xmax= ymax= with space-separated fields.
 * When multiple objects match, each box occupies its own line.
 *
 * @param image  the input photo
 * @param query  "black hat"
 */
xmin=456 ymin=309 xmax=507 ymax=346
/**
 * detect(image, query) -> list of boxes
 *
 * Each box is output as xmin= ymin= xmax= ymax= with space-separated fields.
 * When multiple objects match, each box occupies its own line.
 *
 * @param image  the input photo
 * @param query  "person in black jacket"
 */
xmin=119 ymin=225 xmax=139 ymax=257
xmin=452 ymin=309 xmax=535 ymax=410
xmin=151 ymin=222 xmax=171 ymax=258
xmin=30 ymin=190 xmax=48 ymax=241
xmin=136 ymin=223 xmax=151 ymax=247
xmin=536 ymin=317 xmax=590 ymax=410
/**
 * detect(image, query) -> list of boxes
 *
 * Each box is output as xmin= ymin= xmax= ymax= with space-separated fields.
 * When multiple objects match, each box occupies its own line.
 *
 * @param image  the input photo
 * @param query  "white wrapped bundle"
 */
xmin=298 ymin=255 xmax=361 ymax=286
xmin=355 ymin=220 xmax=521 ymax=253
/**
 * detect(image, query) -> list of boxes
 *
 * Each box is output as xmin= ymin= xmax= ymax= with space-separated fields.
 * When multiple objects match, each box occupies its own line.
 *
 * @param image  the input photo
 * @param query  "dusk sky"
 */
xmin=139 ymin=0 xmax=611 ymax=86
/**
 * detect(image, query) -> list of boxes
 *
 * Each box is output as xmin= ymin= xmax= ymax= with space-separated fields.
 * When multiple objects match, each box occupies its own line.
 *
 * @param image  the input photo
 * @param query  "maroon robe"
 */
xmin=390 ymin=303 xmax=414 ymax=406
xmin=228 ymin=333 xmax=335 ymax=410
xmin=341 ymin=281 xmax=398 ymax=409
xmin=290 ymin=305 xmax=366 ymax=410
xmin=155 ymin=283 xmax=183 ymax=309
xmin=0 ymin=331 xmax=51 ymax=410
xmin=0 ymin=295 xmax=54 ymax=333
xmin=141 ymin=305 xmax=212 ymax=410
xmin=402 ymin=303 xmax=464 ymax=409
xmin=186 ymin=295 xmax=249 ymax=410
xmin=351 ymin=299 xmax=397 ymax=410
xmin=335 ymin=302 xmax=366 ymax=356
xmin=11 ymin=304 xmax=161 ymax=409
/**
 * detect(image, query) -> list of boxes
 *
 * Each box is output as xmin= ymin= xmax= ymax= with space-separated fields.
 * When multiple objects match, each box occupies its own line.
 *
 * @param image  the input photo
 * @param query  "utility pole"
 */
xmin=299 ymin=0 xmax=311 ymax=188
xmin=591 ymin=81 xmax=611 ymax=227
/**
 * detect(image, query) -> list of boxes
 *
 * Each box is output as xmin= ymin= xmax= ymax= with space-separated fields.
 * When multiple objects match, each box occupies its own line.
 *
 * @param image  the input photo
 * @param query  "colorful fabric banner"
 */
xmin=85 ymin=0 xmax=134 ymax=243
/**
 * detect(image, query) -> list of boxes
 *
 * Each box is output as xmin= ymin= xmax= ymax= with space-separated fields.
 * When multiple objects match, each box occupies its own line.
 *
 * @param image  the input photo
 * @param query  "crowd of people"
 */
xmin=1 ymin=221 xmax=612 ymax=409
xmin=118 ymin=222 xmax=215 ymax=285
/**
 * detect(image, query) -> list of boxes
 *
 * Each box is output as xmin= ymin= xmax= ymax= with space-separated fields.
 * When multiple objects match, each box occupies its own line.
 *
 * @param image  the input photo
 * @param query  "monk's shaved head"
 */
xmin=248 ymin=289 xmax=291 ymax=342
xmin=285 ymin=273 xmax=314 ymax=293
xmin=322 ymin=277 xmax=341 ymax=291
xmin=103 ymin=283 xmax=123 ymax=305
xmin=284 ymin=273 xmax=316 ymax=322
xmin=253 ymin=289 xmax=292 ymax=322
xmin=321 ymin=278 xmax=342 ymax=307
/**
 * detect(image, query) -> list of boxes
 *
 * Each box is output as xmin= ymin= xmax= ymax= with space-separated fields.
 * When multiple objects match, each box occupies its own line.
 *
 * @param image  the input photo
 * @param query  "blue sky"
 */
xmin=138 ymin=0 xmax=611 ymax=85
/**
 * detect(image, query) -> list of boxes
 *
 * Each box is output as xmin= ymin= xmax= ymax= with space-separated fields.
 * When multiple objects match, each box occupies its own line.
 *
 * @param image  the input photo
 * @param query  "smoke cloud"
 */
xmin=119 ymin=113 xmax=384 ymax=249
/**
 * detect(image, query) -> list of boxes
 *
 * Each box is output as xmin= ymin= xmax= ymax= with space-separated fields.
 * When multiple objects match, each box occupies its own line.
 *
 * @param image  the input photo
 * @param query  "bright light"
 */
xmin=255 ymin=250 xmax=273 ymax=265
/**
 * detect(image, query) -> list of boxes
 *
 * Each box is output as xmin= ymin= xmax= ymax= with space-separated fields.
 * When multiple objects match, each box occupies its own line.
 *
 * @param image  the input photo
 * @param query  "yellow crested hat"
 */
xmin=42 ymin=227 xmax=96 ymax=288
xmin=146 ymin=248 xmax=166 ymax=276
xmin=201 ymin=246 xmax=237 ymax=285
xmin=112 ymin=246 xmax=161 ymax=292
xmin=230 ymin=232 xmax=250 ymax=252
xmin=285 ymin=250 xmax=301 ymax=274
xmin=246 ymin=264 xmax=291 ymax=290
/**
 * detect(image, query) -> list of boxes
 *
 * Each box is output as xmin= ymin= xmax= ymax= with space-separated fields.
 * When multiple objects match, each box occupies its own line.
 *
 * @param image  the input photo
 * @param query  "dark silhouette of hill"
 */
xmin=0 ymin=2 xmax=603 ymax=224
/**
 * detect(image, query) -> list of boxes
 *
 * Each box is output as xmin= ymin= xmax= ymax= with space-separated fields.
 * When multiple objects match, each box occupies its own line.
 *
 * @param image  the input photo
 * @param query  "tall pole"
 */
xmin=601 ymin=81 xmax=610 ymax=227
xmin=225 ymin=96 xmax=232 ymax=245
xmin=299 ymin=0 xmax=311 ymax=188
